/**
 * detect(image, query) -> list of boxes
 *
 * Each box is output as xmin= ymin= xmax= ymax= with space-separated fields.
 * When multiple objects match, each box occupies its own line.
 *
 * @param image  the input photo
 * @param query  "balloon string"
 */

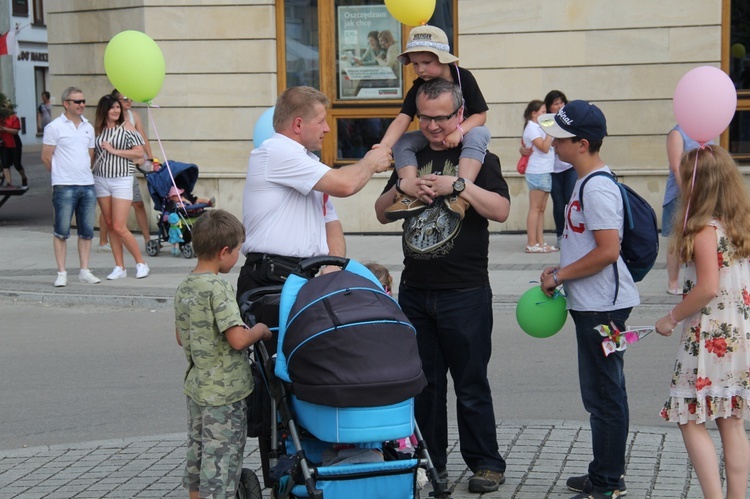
xmin=147 ymin=105 xmax=186 ymax=213
xmin=681 ymin=145 xmax=704 ymax=235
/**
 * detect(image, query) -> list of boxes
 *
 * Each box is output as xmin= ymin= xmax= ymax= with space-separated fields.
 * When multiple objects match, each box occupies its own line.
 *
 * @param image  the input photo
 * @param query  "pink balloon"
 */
xmin=673 ymin=66 xmax=737 ymax=145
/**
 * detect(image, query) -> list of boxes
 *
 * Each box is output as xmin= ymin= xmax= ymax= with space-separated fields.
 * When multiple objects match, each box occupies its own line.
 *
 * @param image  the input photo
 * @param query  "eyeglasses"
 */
xmin=65 ymin=99 xmax=86 ymax=105
xmin=416 ymin=108 xmax=460 ymax=125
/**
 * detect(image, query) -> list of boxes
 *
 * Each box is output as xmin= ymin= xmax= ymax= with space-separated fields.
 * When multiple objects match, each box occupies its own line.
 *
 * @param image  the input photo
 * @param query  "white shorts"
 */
xmin=94 ymin=175 xmax=134 ymax=201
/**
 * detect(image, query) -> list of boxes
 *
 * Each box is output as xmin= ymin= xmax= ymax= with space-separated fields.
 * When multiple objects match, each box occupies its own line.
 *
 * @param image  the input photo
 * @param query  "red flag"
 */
xmin=0 ymin=29 xmax=19 ymax=56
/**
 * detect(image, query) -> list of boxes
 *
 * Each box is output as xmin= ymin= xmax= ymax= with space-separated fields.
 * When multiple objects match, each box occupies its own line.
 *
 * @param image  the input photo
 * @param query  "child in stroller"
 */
xmin=140 ymin=160 xmax=213 ymax=258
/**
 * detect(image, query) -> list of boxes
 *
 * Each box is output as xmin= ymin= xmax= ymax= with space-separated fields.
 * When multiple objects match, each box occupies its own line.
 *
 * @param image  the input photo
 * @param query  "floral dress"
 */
xmin=661 ymin=219 xmax=750 ymax=424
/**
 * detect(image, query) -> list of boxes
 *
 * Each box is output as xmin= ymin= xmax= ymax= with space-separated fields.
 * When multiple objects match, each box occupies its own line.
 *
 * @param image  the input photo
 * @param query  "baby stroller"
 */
xmin=240 ymin=256 xmax=451 ymax=499
xmin=139 ymin=161 xmax=209 ymax=258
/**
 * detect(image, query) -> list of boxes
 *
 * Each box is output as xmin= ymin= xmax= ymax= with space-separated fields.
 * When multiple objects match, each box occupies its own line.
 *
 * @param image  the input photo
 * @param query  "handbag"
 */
xmin=516 ymin=155 xmax=528 ymax=175
xmin=516 ymin=138 xmax=529 ymax=174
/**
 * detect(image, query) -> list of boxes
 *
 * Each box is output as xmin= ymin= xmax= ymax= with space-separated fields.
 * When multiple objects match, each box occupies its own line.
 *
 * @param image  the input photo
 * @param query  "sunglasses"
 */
xmin=65 ymin=99 xmax=86 ymax=105
xmin=120 ymin=96 xmax=132 ymax=102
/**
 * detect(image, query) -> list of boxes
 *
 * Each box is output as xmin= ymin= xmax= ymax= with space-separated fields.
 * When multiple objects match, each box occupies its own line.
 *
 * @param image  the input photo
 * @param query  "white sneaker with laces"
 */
xmin=97 ymin=243 xmax=112 ymax=253
xmin=136 ymin=262 xmax=150 ymax=279
xmin=78 ymin=269 xmax=101 ymax=284
xmin=107 ymin=266 xmax=127 ymax=280
xmin=54 ymin=271 xmax=67 ymax=287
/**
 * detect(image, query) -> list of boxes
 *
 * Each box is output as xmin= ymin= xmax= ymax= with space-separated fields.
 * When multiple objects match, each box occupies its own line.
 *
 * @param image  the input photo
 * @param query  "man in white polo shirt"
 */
xmin=41 ymin=86 xmax=100 ymax=287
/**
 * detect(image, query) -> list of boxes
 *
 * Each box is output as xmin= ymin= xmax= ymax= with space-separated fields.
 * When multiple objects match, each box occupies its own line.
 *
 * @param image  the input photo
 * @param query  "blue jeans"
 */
xmin=552 ymin=168 xmax=577 ymax=237
xmin=52 ymin=185 xmax=97 ymax=240
xmin=399 ymin=284 xmax=505 ymax=473
xmin=570 ymin=308 xmax=632 ymax=491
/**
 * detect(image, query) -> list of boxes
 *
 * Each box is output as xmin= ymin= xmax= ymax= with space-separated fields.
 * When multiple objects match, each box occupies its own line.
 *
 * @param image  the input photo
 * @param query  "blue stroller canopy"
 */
xmin=145 ymin=161 xmax=199 ymax=210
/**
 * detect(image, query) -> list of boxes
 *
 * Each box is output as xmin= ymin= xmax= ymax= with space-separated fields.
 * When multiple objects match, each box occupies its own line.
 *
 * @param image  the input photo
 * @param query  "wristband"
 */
xmin=395 ymin=178 xmax=405 ymax=195
xmin=669 ymin=309 xmax=678 ymax=324
xmin=552 ymin=269 xmax=560 ymax=286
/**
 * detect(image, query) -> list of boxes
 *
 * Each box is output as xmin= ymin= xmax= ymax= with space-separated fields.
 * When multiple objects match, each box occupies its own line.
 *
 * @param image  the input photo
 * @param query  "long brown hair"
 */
xmin=94 ymin=94 xmax=124 ymax=135
xmin=670 ymin=146 xmax=750 ymax=262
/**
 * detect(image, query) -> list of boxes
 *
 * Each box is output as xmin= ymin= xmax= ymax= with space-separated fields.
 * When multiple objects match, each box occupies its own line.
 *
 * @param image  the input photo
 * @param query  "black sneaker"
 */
xmin=468 ymin=469 xmax=504 ymax=493
xmin=384 ymin=194 xmax=426 ymax=221
xmin=567 ymin=474 xmax=627 ymax=497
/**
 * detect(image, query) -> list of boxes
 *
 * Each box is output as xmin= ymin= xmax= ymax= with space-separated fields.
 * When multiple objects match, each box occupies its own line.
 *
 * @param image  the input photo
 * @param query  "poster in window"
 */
xmin=337 ymin=5 xmax=402 ymax=101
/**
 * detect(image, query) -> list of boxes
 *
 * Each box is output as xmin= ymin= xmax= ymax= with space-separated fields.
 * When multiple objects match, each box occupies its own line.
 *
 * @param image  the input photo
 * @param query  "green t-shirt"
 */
xmin=174 ymin=272 xmax=252 ymax=406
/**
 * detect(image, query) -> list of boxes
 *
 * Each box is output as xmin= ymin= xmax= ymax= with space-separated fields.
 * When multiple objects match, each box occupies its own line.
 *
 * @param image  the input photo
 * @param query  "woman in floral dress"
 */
xmin=656 ymin=146 xmax=750 ymax=499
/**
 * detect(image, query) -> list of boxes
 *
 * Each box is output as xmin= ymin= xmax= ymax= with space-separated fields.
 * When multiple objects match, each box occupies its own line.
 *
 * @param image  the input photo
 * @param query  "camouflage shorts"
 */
xmin=183 ymin=397 xmax=248 ymax=498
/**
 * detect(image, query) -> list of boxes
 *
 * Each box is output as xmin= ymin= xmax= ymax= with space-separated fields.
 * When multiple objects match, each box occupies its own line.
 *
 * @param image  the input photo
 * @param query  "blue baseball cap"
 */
xmin=539 ymin=100 xmax=607 ymax=142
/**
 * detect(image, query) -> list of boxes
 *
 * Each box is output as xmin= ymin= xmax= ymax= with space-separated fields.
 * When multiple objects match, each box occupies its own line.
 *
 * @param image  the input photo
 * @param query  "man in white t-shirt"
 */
xmin=41 ymin=87 xmax=101 ymax=288
xmin=538 ymin=101 xmax=640 ymax=499
xmin=237 ymin=85 xmax=392 ymax=486
xmin=237 ymin=86 xmax=392 ymax=298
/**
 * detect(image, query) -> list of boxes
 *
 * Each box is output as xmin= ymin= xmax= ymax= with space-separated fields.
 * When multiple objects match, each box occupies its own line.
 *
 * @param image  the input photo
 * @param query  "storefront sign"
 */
xmin=16 ymin=51 xmax=48 ymax=62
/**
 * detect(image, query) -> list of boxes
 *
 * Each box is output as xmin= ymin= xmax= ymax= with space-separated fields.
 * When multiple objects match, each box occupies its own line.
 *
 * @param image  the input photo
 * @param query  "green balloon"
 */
xmin=104 ymin=31 xmax=165 ymax=104
xmin=516 ymin=286 xmax=567 ymax=338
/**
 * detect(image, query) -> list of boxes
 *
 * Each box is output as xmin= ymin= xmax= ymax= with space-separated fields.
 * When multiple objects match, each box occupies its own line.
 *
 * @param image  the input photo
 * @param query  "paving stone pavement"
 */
xmin=0 ymin=227 xmax=740 ymax=498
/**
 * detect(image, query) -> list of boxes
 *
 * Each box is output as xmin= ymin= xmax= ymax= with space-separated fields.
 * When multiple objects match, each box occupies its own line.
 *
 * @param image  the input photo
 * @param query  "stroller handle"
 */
xmin=295 ymin=256 xmax=350 ymax=276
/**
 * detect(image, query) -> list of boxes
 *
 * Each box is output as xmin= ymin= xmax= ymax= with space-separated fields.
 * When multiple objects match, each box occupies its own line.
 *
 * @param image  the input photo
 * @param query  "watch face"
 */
xmin=454 ymin=178 xmax=465 ymax=192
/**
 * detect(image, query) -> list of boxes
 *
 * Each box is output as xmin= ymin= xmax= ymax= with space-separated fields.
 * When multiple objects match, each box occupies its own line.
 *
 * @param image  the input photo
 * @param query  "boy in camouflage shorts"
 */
xmin=174 ymin=209 xmax=272 ymax=498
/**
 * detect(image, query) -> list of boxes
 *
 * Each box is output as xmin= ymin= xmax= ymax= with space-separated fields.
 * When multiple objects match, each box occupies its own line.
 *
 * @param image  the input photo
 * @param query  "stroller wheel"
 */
xmin=145 ymin=239 xmax=160 ymax=257
xmin=181 ymin=243 xmax=194 ymax=259
xmin=237 ymin=468 xmax=262 ymax=499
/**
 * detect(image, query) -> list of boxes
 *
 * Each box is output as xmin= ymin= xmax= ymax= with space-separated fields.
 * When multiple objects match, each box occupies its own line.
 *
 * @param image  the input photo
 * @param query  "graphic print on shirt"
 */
xmin=565 ymin=198 xmax=585 ymax=235
xmin=404 ymin=160 xmax=462 ymax=257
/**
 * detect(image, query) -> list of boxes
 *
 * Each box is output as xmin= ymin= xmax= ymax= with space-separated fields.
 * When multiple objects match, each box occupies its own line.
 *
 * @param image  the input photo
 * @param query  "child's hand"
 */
xmin=442 ymin=128 xmax=463 ymax=149
xmin=254 ymin=323 xmax=273 ymax=342
xmin=655 ymin=315 xmax=677 ymax=336
xmin=540 ymin=266 xmax=559 ymax=297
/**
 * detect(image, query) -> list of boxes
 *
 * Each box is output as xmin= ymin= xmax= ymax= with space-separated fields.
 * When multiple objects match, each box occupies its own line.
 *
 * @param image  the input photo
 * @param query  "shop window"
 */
xmin=728 ymin=0 xmax=750 ymax=163
xmin=12 ymin=0 xmax=29 ymax=17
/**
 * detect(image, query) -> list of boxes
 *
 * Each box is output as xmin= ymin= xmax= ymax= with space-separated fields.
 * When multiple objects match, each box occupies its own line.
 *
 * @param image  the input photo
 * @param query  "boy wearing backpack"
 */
xmin=539 ymin=101 xmax=640 ymax=499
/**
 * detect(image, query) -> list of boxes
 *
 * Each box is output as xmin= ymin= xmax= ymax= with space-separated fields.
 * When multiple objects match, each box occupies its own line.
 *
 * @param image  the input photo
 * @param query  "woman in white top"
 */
xmin=521 ymin=100 xmax=556 ymax=253
xmin=93 ymin=94 xmax=149 ymax=280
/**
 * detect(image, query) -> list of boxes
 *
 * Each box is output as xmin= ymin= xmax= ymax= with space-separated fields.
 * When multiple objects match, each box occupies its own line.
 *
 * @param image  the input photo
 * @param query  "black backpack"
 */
xmin=579 ymin=171 xmax=659 ymax=303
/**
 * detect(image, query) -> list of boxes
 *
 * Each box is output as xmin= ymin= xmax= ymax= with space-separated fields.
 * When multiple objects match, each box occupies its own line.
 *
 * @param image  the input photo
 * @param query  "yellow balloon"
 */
xmin=104 ymin=31 xmax=165 ymax=104
xmin=731 ymin=43 xmax=746 ymax=59
xmin=385 ymin=0 xmax=436 ymax=26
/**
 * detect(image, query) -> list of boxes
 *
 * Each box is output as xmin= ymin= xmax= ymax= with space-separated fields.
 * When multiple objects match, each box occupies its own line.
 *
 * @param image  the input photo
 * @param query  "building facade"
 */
xmin=46 ymin=0 xmax=747 ymax=232
xmin=0 ymin=0 xmax=49 ymax=146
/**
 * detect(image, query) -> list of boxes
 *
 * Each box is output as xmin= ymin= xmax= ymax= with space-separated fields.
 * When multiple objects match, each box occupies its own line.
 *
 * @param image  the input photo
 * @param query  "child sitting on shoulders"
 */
xmin=174 ymin=209 xmax=272 ymax=498
xmin=376 ymin=25 xmax=490 ymax=222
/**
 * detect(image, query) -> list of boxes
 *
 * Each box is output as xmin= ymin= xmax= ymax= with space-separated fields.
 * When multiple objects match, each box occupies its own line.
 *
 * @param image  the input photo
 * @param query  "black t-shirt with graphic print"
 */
xmin=382 ymin=147 xmax=508 ymax=289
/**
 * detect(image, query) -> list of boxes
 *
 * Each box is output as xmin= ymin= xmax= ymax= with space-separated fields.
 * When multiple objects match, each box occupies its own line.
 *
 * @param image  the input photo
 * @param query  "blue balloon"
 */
xmin=253 ymin=106 xmax=276 ymax=147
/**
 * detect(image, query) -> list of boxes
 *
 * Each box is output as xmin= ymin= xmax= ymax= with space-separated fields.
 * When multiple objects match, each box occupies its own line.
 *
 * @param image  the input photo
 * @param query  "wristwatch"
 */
xmin=452 ymin=177 xmax=466 ymax=196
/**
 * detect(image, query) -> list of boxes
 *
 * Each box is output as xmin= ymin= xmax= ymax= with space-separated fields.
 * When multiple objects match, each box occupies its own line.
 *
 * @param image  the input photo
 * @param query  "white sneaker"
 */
xmin=136 ymin=262 xmax=150 ymax=279
xmin=78 ymin=269 xmax=101 ymax=284
xmin=97 ymin=243 xmax=112 ymax=253
xmin=107 ymin=266 xmax=127 ymax=280
xmin=54 ymin=271 xmax=67 ymax=287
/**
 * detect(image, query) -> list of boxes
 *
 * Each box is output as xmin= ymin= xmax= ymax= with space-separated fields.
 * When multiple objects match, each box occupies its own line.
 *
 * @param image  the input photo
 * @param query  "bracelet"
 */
xmin=395 ymin=178 xmax=405 ymax=195
xmin=456 ymin=124 xmax=465 ymax=142
xmin=552 ymin=269 xmax=560 ymax=286
xmin=669 ymin=309 xmax=678 ymax=324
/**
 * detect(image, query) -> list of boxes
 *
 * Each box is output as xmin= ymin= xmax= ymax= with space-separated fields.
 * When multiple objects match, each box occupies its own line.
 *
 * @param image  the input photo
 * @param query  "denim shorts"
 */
xmin=94 ymin=175 xmax=134 ymax=201
xmin=661 ymin=198 xmax=679 ymax=237
xmin=526 ymin=172 xmax=552 ymax=192
xmin=52 ymin=185 xmax=97 ymax=240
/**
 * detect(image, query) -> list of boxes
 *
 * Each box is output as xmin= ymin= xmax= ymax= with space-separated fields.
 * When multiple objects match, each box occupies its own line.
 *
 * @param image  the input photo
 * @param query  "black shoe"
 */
xmin=567 ymin=474 xmax=627 ymax=497
xmin=468 ymin=469 xmax=504 ymax=493
xmin=22 ymin=177 xmax=27 ymax=187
